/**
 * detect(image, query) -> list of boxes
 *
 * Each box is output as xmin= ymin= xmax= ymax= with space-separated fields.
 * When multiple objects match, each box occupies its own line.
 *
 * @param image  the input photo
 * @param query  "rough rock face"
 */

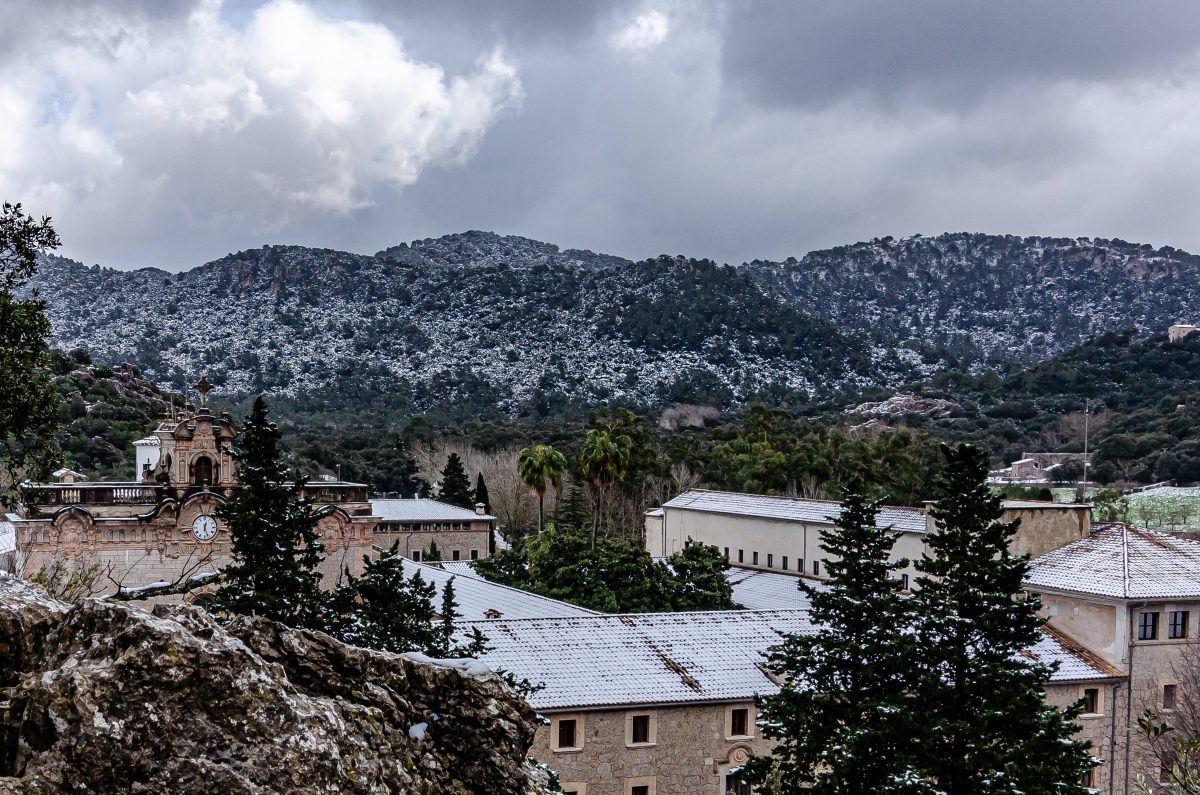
xmin=0 ymin=575 xmax=555 ymax=794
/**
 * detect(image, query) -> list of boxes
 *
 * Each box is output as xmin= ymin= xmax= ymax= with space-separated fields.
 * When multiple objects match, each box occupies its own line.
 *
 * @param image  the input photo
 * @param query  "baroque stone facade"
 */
xmin=10 ymin=401 xmax=376 ymax=598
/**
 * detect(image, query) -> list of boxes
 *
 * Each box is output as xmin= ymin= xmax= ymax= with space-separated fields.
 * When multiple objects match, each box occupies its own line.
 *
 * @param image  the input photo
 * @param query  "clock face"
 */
xmin=191 ymin=515 xmax=218 ymax=541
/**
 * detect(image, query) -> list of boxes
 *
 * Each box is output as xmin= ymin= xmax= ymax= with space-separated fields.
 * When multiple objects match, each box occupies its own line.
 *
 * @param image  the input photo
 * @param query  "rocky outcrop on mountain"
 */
xmin=0 ymin=575 xmax=554 ymax=794
xmin=849 ymin=394 xmax=960 ymax=419
xmin=29 ymin=230 xmax=1200 ymax=416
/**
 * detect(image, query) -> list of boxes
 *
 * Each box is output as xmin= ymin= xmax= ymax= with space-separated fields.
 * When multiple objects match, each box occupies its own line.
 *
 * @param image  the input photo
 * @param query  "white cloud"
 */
xmin=610 ymin=10 xmax=670 ymax=52
xmin=0 ymin=0 xmax=522 ymax=258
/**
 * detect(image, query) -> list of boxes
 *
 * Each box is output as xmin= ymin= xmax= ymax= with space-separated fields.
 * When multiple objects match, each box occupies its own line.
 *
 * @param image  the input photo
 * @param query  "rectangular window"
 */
xmin=631 ymin=788 xmax=649 ymax=795
xmin=1140 ymin=611 xmax=1160 ymax=641
xmin=738 ymin=549 xmax=744 ymax=563
xmin=631 ymin=714 xmax=650 ymax=744
xmin=412 ymin=550 xmax=422 ymax=562
xmin=812 ymin=560 xmax=820 ymax=576
xmin=901 ymin=573 xmax=910 ymax=590
xmin=1170 ymin=610 xmax=1189 ymax=639
xmin=452 ymin=549 xmax=461 ymax=561
xmin=1081 ymin=769 xmax=1094 ymax=788
xmin=798 ymin=558 xmax=804 ymax=575
xmin=470 ymin=549 xmax=479 ymax=560
xmin=782 ymin=556 xmax=788 ymax=571
xmin=1082 ymin=688 xmax=1099 ymax=714
xmin=725 ymin=771 xmax=752 ymax=795
xmin=557 ymin=719 xmax=577 ymax=750
xmin=1164 ymin=684 xmax=1178 ymax=711
xmin=730 ymin=707 xmax=749 ymax=737
xmin=724 ymin=547 xmax=729 ymax=559
xmin=767 ymin=553 xmax=774 ymax=568
xmin=752 ymin=551 xmax=759 ymax=565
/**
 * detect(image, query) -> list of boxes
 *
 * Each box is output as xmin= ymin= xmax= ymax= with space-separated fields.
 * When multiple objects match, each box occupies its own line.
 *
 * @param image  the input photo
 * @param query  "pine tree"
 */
xmin=748 ymin=487 xmax=926 ymax=794
xmin=474 ymin=472 xmax=491 ymax=514
xmin=215 ymin=396 xmax=326 ymax=629
xmin=552 ymin=480 xmax=590 ymax=533
xmin=668 ymin=539 xmax=739 ymax=611
xmin=437 ymin=453 xmax=474 ymax=508
xmin=909 ymin=443 xmax=1096 ymax=794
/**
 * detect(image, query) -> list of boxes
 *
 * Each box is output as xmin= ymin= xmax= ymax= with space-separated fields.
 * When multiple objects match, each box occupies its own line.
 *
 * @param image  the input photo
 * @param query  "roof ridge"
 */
xmin=458 ymin=608 xmax=810 ymax=625
xmin=673 ymin=488 xmax=925 ymax=513
xmin=400 ymin=559 xmax=601 ymax=615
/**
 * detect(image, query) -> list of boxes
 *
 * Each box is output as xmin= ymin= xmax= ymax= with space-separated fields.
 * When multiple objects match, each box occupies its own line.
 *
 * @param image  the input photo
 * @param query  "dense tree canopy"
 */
xmin=0 ymin=203 xmax=62 ymax=506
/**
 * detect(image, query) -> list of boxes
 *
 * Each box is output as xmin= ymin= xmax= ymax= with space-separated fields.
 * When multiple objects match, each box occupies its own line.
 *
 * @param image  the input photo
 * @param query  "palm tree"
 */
xmin=517 ymin=444 xmax=567 ymax=534
xmin=578 ymin=428 xmax=631 ymax=547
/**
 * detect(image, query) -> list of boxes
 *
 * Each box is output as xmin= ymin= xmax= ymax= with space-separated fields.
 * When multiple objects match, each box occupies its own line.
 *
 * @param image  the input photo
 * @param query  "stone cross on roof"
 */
xmin=192 ymin=375 xmax=213 ymax=408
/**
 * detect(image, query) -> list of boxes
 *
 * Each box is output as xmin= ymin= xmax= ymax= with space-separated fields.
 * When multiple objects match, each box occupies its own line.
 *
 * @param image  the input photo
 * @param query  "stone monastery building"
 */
xmin=4 ymin=386 xmax=494 ymax=598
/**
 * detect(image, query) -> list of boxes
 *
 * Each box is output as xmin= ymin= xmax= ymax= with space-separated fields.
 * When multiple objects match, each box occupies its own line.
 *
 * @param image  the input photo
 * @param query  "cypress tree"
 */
xmin=909 ymin=443 xmax=1096 ymax=794
xmin=436 ymin=577 xmax=459 ymax=657
xmin=473 ymin=471 xmax=491 ymax=514
xmin=216 ymin=395 xmax=326 ymax=630
xmin=437 ymin=453 xmax=474 ymax=508
xmin=748 ymin=487 xmax=925 ymax=794
xmin=424 ymin=540 xmax=442 ymax=562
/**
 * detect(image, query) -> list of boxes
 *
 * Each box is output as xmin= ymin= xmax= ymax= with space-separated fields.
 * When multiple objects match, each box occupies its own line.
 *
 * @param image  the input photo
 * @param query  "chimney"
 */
xmin=474 ymin=503 xmax=486 ymax=516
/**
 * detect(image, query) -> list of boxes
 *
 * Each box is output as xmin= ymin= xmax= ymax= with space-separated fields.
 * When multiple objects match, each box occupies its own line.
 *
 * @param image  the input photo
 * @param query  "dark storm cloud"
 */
xmin=3 ymin=0 xmax=1200 ymax=270
xmin=720 ymin=1 xmax=1200 ymax=110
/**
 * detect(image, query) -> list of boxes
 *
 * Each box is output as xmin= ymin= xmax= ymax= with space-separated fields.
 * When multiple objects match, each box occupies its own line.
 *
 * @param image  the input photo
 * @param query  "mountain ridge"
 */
xmin=31 ymin=230 xmax=1200 ymax=417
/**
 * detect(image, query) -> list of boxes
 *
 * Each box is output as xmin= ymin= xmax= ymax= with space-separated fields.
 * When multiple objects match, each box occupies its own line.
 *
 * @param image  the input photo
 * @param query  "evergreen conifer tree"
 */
xmin=909 ymin=443 xmax=1096 ymax=794
xmin=435 ymin=577 xmax=459 ymax=656
xmin=437 ymin=453 xmax=474 ymax=508
xmin=473 ymin=472 xmax=491 ymax=514
xmin=668 ymin=539 xmax=739 ymax=611
xmin=552 ymin=481 xmax=591 ymax=533
xmin=330 ymin=544 xmax=439 ymax=654
xmin=748 ymin=488 xmax=925 ymax=794
xmin=216 ymin=396 xmax=326 ymax=629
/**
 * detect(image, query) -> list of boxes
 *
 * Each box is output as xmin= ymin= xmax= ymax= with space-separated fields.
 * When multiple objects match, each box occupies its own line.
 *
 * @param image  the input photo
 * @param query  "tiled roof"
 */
xmin=1025 ymin=523 xmax=1200 ymax=600
xmin=466 ymin=610 xmax=814 ymax=710
xmin=725 ymin=567 xmax=824 ymax=611
xmin=661 ymin=489 xmax=928 ymax=534
xmin=371 ymin=498 xmax=494 ymax=522
xmin=399 ymin=558 xmax=596 ymax=621
xmin=1030 ymin=625 xmax=1123 ymax=681
xmin=439 ymin=560 xmax=487 ymax=581
xmin=467 ymin=609 xmax=1117 ymax=711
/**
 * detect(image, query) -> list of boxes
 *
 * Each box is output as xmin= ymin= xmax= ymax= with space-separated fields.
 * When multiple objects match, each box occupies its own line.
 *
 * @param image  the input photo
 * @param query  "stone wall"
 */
xmin=374 ymin=529 xmax=491 ymax=563
xmin=532 ymin=702 xmax=769 ymax=795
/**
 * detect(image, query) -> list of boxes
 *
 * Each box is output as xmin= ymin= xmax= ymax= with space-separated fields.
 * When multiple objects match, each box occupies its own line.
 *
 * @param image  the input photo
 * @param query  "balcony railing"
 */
xmin=22 ymin=481 xmax=370 ymax=511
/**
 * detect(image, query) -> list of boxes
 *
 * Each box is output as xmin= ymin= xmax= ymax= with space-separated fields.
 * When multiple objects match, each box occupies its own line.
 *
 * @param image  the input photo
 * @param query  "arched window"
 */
xmin=193 ymin=456 xmax=214 ymax=487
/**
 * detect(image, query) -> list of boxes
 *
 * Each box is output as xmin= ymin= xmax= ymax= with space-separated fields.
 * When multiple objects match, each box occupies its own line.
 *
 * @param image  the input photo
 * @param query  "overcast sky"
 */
xmin=4 ymin=1 xmax=1200 ymax=271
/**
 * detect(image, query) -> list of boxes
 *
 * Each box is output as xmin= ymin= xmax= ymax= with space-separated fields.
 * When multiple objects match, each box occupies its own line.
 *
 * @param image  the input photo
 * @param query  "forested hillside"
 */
xmin=826 ymin=329 xmax=1200 ymax=483
xmin=31 ymin=231 xmax=1200 ymax=419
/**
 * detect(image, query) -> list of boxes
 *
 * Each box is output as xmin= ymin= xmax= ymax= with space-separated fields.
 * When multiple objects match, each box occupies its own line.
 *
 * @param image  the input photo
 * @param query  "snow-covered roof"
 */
xmin=133 ymin=436 xmax=160 ymax=446
xmin=1025 ymin=523 xmax=1200 ymax=600
xmin=399 ymin=558 xmax=596 ymax=621
xmin=467 ymin=610 xmax=814 ymax=710
xmin=1028 ymin=625 xmax=1123 ymax=681
xmin=51 ymin=468 xmax=84 ymax=478
xmin=645 ymin=508 xmax=664 ymax=517
xmin=371 ymin=498 xmax=494 ymax=522
xmin=439 ymin=560 xmax=487 ymax=581
xmin=468 ymin=609 xmax=1117 ymax=711
xmin=725 ymin=567 xmax=824 ymax=611
xmin=661 ymin=489 xmax=928 ymax=534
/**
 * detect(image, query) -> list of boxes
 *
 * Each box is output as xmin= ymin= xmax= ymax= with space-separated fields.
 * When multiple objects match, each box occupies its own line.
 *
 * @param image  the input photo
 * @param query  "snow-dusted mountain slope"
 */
xmin=31 ymin=230 xmax=1200 ymax=414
